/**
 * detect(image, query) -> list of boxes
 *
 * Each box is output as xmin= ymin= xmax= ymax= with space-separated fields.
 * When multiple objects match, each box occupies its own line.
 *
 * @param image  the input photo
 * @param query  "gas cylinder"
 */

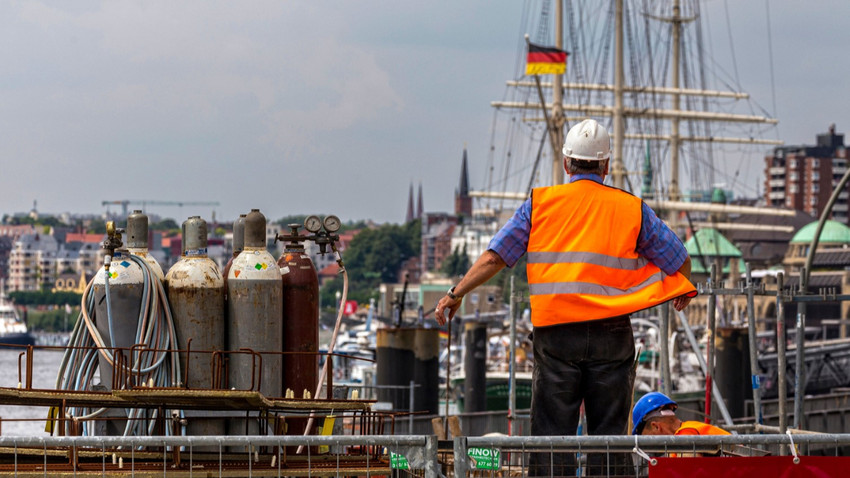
xmin=92 ymin=227 xmax=145 ymax=436
xmin=222 ymin=214 xmax=246 ymax=286
xmin=227 ymin=209 xmax=282 ymax=399
xmin=166 ymin=216 xmax=226 ymax=437
xmin=125 ymin=210 xmax=164 ymax=280
xmin=277 ymin=224 xmax=319 ymax=434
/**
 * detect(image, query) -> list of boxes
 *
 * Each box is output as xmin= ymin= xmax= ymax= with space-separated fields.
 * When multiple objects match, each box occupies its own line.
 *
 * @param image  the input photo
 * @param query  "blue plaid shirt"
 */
xmin=488 ymin=174 xmax=688 ymax=275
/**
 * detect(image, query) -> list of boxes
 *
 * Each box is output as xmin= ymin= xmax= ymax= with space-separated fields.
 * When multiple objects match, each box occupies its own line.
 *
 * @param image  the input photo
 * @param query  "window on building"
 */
xmin=790 ymin=184 xmax=799 ymax=194
xmin=813 ymin=172 xmax=820 ymax=181
xmin=786 ymin=197 xmax=793 ymax=208
xmin=790 ymin=172 xmax=798 ymax=181
xmin=810 ymin=196 xmax=818 ymax=206
xmin=812 ymin=159 xmax=820 ymax=168
xmin=812 ymin=183 xmax=819 ymax=193
xmin=790 ymin=159 xmax=797 ymax=168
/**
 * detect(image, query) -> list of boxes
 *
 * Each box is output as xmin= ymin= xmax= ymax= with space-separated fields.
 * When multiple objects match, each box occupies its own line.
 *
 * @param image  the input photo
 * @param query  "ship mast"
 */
xmin=667 ymin=0 xmax=691 ymax=200
xmin=489 ymin=0 xmax=782 ymax=205
xmin=550 ymin=0 xmax=566 ymax=186
xmin=611 ymin=0 xmax=626 ymax=189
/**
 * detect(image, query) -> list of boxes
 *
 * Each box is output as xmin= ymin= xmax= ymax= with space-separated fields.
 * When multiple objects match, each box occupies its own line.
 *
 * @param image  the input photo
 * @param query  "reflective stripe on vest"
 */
xmin=676 ymin=421 xmax=731 ymax=436
xmin=526 ymin=180 xmax=696 ymax=327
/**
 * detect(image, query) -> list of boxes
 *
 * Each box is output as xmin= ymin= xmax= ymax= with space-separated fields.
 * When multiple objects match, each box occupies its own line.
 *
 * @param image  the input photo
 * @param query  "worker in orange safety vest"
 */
xmin=633 ymin=392 xmax=730 ymax=436
xmin=436 ymin=119 xmax=697 ymax=476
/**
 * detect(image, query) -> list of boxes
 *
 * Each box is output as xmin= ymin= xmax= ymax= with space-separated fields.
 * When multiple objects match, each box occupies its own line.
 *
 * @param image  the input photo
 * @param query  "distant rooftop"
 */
xmin=685 ymin=228 xmax=743 ymax=258
xmin=791 ymin=220 xmax=850 ymax=245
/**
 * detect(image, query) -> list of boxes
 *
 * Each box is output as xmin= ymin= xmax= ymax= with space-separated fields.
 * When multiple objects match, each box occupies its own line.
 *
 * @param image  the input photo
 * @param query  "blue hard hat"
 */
xmin=632 ymin=392 xmax=677 ymax=435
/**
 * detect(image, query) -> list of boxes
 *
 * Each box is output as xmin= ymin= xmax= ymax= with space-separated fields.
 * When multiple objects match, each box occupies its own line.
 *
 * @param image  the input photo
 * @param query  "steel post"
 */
xmin=706 ymin=263 xmax=718 ymax=423
xmin=676 ymin=310 xmax=734 ymax=426
xmin=453 ymin=436 xmax=470 ymax=477
xmin=745 ymin=264 xmax=763 ymax=424
xmin=776 ymin=273 xmax=788 ymax=442
xmin=508 ymin=275 xmax=517 ymax=434
xmin=660 ymin=302 xmax=671 ymax=396
xmin=795 ymin=268 xmax=807 ymax=431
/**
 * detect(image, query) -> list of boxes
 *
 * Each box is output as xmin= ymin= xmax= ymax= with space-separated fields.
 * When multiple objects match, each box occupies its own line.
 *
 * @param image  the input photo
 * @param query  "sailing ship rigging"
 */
xmin=477 ymin=0 xmax=783 ymax=220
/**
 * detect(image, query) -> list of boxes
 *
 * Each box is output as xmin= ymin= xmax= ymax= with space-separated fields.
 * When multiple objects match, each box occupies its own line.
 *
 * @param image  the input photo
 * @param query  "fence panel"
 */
xmin=0 ymin=434 xmax=438 ymax=478
xmin=451 ymin=434 xmax=850 ymax=478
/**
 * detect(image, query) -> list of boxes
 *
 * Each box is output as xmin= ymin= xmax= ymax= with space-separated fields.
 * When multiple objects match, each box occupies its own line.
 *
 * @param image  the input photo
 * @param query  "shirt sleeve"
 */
xmin=487 ymin=198 xmax=532 ymax=268
xmin=637 ymin=202 xmax=688 ymax=276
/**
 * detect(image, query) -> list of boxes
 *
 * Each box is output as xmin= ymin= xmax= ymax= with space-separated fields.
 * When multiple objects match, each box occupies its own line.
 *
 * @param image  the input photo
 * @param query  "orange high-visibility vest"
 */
xmin=676 ymin=421 xmax=731 ymax=436
xmin=526 ymin=180 xmax=696 ymax=327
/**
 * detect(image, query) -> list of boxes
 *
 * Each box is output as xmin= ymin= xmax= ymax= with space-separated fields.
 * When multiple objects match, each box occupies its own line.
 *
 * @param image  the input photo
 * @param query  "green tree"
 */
xmin=36 ymin=216 xmax=66 ymax=228
xmin=8 ymin=216 xmax=35 ymax=225
xmin=151 ymin=218 xmax=179 ymax=231
xmin=87 ymin=219 xmax=107 ymax=234
xmin=8 ymin=290 xmax=83 ymax=307
xmin=440 ymin=243 xmax=471 ymax=278
xmin=489 ymin=253 xmax=528 ymax=304
xmin=320 ymin=219 xmax=421 ymax=305
xmin=275 ymin=215 xmax=309 ymax=229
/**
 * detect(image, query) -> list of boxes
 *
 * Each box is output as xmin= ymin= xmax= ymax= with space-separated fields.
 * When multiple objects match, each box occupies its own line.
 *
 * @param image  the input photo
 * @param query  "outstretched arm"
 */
xmin=435 ymin=250 xmax=507 ymax=325
xmin=672 ymin=256 xmax=692 ymax=311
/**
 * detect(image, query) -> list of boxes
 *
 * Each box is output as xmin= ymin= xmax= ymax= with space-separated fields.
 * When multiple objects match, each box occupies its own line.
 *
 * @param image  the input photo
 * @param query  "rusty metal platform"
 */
xmin=0 ymin=387 xmax=373 ymax=412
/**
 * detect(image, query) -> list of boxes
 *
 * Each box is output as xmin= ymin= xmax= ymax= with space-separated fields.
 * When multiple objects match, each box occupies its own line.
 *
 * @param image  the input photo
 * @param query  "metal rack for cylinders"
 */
xmin=48 ymin=210 xmax=385 ymax=443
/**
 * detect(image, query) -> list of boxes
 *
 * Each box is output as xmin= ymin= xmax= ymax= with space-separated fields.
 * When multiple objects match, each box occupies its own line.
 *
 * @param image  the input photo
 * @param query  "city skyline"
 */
xmin=1 ymin=1 xmax=849 ymax=224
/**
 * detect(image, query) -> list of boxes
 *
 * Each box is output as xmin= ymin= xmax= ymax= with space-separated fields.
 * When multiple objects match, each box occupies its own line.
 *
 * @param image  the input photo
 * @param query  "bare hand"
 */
xmin=673 ymin=294 xmax=691 ymax=311
xmin=435 ymin=295 xmax=461 ymax=326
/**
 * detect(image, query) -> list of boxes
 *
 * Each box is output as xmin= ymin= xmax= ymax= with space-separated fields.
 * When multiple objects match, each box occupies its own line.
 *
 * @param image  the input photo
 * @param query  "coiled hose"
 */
xmin=54 ymin=254 xmax=183 ymax=438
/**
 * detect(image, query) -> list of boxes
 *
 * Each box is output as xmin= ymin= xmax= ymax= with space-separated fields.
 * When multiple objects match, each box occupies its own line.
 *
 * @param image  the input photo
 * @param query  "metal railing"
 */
xmin=0 ymin=434 xmax=439 ymax=477
xmin=452 ymin=433 xmax=850 ymax=477
xmin=2 ymin=432 xmax=849 ymax=477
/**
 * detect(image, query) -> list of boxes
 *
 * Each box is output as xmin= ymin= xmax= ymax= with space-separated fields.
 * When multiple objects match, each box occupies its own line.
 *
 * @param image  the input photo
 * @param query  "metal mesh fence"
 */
xmin=0 ymin=434 xmax=438 ymax=477
xmin=451 ymin=434 xmax=850 ymax=478
xmin=1 ymin=433 xmax=850 ymax=477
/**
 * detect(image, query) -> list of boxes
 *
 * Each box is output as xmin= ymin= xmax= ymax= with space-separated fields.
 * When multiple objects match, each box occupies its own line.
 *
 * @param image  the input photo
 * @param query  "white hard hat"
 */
xmin=562 ymin=119 xmax=611 ymax=161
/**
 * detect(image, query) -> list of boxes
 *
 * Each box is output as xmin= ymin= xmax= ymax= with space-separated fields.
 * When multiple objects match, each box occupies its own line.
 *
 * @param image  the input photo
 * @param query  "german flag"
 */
xmin=525 ymin=42 xmax=568 ymax=75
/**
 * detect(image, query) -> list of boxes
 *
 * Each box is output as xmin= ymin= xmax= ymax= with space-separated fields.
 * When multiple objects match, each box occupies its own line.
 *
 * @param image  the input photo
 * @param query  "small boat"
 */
xmin=0 ymin=292 xmax=35 ymax=347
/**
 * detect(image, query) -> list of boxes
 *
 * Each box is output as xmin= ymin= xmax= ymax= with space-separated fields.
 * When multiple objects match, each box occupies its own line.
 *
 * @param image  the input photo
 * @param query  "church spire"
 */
xmin=406 ymin=182 xmax=415 ymax=223
xmin=417 ymin=182 xmax=424 ymax=219
xmin=454 ymin=146 xmax=472 ymax=217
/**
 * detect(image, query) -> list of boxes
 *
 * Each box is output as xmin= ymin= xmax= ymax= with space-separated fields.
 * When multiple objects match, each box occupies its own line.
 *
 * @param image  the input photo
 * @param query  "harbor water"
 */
xmin=0 ymin=348 xmax=63 ymax=436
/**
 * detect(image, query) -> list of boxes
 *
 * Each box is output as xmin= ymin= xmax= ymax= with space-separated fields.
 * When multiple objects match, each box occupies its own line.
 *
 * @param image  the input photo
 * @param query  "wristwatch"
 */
xmin=447 ymin=286 xmax=462 ymax=301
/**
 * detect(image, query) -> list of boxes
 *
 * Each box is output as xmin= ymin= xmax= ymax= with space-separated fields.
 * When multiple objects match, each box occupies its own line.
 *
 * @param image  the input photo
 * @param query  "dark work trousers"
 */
xmin=528 ymin=315 xmax=636 ymax=477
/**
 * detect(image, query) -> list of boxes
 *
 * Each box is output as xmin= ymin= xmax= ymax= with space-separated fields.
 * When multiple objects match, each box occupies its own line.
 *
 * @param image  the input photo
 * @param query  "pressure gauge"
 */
xmin=323 ymin=215 xmax=341 ymax=232
xmin=304 ymin=215 xmax=322 ymax=233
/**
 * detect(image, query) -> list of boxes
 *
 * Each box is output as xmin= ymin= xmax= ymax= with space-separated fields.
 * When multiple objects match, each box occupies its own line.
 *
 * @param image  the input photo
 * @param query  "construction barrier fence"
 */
xmin=2 ymin=433 xmax=850 ymax=477
xmin=452 ymin=434 xmax=850 ymax=477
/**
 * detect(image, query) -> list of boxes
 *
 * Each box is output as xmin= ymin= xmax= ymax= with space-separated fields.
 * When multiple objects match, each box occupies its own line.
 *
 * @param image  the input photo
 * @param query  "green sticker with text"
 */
xmin=390 ymin=451 xmax=409 ymax=470
xmin=468 ymin=447 xmax=500 ymax=470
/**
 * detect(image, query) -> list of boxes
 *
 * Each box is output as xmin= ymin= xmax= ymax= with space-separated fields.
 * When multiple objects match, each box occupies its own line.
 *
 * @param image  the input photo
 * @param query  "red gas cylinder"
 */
xmin=277 ymin=225 xmax=320 ymax=401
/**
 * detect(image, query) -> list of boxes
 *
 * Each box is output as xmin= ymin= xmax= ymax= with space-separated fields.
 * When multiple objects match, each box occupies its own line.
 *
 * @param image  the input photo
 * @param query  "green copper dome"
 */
xmin=711 ymin=187 xmax=727 ymax=204
xmin=684 ymin=228 xmax=742 ymax=258
xmin=790 ymin=220 xmax=850 ymax=244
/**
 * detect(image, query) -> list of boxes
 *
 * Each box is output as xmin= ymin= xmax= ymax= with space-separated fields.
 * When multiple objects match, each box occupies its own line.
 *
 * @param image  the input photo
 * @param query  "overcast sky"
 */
xmin=1 ymin=1 xmax=848 ymax=225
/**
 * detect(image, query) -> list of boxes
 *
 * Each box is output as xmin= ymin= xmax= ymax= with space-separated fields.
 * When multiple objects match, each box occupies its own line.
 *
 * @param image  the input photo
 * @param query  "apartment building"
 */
xmin=8 ymin=233 xmax=60 ymax=291
xmin=0 ymin=225 xmax=36 ymax=284
xmin=765 ymin=125 xmax=850 ymax=223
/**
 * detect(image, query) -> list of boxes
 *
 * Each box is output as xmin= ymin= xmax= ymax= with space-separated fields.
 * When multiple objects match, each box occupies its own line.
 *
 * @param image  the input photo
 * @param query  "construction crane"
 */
xmin=102 ymin=200 xmax=220 ymax=218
